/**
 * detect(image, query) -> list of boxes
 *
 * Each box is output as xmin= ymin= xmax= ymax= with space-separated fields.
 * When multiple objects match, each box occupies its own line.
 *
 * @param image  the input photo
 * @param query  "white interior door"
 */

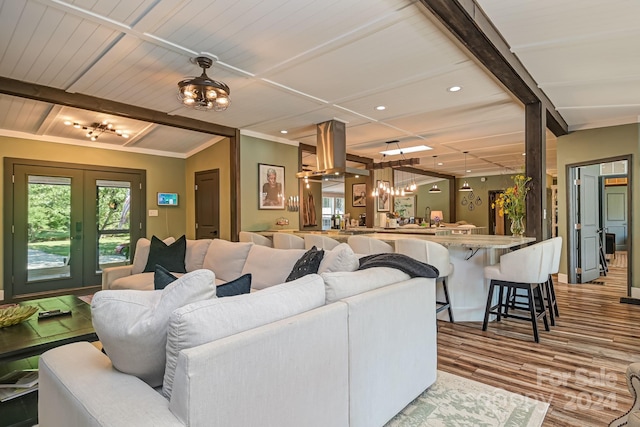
xmin=578 ymin=165 xmax=601 ymax=283
xmin=604 ymin=184 xmax=628 ymax=251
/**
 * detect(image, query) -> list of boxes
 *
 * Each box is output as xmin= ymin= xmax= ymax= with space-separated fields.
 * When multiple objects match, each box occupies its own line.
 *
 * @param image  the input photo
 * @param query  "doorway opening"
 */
xmin=566 ymin=155 xmax=631 ymax=297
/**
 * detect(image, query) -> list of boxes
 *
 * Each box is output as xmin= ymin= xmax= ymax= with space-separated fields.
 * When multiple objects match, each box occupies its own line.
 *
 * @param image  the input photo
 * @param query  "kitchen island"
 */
xmin=287 ymin=231 xmax=534 ymax=322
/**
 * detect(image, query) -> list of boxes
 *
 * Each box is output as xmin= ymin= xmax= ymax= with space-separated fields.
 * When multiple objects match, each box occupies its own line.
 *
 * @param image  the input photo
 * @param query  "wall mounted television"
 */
xmin=157 ymin=192 xmax=179 ymax=206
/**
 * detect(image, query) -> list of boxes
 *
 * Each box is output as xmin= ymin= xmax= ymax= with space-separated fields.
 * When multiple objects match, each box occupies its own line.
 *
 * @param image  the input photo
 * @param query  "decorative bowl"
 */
xmin=0 ymin=305 xmax=38 ymax=328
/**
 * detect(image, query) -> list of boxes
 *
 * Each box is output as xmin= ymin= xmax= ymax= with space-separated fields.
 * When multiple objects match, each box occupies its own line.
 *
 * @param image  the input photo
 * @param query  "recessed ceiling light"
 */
xmin=63 ymin=120 xmax=72 ymax=126
xmin=522 ymin=152 xmax=526 ymax=156
xmin=280 ymin=130 xmax=288 ymax=134
xmin=380 ymin=145 xmax=432 ymax=155
xmin=466 ymin=169 xmax=471 ymax=173
xmin=437 ymin=162 xmax=443 ymax=166
xmin=375 ymin=105 xmax=386 ymax=111
xmin=447 ymin=86 xmax=462 ymax=92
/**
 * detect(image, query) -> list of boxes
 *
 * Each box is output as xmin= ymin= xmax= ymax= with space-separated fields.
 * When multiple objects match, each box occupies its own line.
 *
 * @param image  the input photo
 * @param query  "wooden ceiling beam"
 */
xmin=418 ymin=0 xmax=568 ymax=137
xmin=0 ymin=77 xmax=237 ymax=138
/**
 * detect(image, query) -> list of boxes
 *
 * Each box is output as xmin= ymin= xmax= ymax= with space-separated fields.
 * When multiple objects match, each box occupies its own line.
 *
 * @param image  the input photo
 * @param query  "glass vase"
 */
xmin=510 ymin=216 xmax=525 ymax=237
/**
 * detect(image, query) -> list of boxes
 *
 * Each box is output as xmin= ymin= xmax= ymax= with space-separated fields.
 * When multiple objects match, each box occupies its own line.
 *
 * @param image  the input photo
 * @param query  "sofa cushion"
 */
xmin=154 ymin=265 xmax=178 ymax=290
xmin=163 ymin=273 xmax=326 ymax=399
xmin=143 ymin=235 xmax=187 ymax=273
xmin=241 ymin=245 xmax=306 ymax=290
xmin=317 ymin=243 xmax=359 ymax=274
xmin=203 ymin=239 xmax=253 ymax=282
xmin=286 ymin=246 xmax=324 ymax=282
xmin=131 ymin=236 xmax=175 ymax=275
xmin=185 ymin=239 xmax=212 ymax=272
xmin=91 ymin=269 xmax=216 ymax=387
xmin=216 ymin=273 xmax=252 ymax=298
xmin=321 ymin=267 xmax=411 ymax=303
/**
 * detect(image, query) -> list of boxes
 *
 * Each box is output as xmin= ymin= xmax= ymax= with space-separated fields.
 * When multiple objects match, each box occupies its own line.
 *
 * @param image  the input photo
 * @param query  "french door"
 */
xmin=6 ymin=160 xmax=145 ymax=298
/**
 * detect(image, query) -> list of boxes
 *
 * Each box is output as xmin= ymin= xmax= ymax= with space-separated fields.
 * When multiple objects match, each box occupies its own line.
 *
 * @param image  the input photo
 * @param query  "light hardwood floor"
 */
xmin=437 ymin=251 xmax=638 ymax=426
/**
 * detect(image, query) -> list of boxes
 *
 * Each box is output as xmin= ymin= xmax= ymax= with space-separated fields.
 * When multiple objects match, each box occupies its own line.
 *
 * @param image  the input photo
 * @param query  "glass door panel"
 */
xmin=27 ymin=175 xmax=72 ymax=282
xmin=96 ymin=179 xmax=131 ymax=271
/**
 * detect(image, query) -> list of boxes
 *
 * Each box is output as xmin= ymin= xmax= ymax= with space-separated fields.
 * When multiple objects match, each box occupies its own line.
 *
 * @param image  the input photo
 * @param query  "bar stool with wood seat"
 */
xmin=273 ymin=233 xmax=305 ymax=249
xmin=483 ymin=242 xmax=552 ymax=342
xmin=395 ymin=239 xmax=454 ymax=322
xmin=238 ymin=231 xmax=273 ymax=247
xmin=347 ymin=235 xmax=393 ymax=255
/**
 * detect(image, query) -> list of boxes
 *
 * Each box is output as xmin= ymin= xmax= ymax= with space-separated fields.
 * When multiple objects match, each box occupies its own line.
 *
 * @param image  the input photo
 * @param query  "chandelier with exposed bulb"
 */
xmin=178 ymin=56 xmax=230 ymax=111
xmin=64 ymin=120 xmax=129 ymax=142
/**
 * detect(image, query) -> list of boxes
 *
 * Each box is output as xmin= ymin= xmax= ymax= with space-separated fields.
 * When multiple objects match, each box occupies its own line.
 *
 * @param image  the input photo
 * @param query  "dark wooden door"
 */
xmin=195 ymin=169 xmax=220 ymax=239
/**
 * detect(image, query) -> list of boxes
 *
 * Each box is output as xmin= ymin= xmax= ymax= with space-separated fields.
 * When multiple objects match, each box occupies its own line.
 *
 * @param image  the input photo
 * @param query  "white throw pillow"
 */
xmin=162 ymin=274 xmax=326 ymax=399
xmin=131 ymin=236 xmax=176 ymax=275
xmin=322 ymin=267 xmax=411 ymax=303
xmin=91 ymin=269 xmax=216 ymax=387
xmin=241 ymin=245 xmax=306 ymax=289
xmin=202 ymin=239 xmax=253 ymax=282
xmin=185 ymin=239 xmax=212 ymax=272
xmin=317 ymin=243 xmax=359 ymax=274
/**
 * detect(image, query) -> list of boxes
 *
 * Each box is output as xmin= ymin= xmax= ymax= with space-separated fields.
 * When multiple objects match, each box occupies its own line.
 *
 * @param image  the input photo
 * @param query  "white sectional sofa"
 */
xmin=39 ymin=239 xmax=438 ymax=427
xmin=103 ymin=237 xmax=360 ymax=291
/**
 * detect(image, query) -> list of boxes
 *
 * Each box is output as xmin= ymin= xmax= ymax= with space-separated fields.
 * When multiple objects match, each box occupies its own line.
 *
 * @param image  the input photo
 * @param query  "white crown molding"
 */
xmin=240 ymin=129 xmax=299 ymax=146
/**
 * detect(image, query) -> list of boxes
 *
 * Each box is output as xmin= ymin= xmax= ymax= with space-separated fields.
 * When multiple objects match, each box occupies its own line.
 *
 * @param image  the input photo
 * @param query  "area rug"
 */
xmin=385 ymin=371 xmax=548 ymax=427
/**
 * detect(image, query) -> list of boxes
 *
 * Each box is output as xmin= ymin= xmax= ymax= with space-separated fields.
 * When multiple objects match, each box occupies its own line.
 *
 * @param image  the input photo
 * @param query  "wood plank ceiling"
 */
xmin=0 ymin=0 xmax=638 ymax=178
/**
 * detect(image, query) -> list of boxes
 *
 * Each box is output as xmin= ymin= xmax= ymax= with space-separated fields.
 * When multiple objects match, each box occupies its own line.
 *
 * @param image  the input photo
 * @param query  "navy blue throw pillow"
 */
xmin=154 ymin=264 xmax=178 ymax=290
xmin=143 ymin=235 xmax=187 ymax=273
xmin=286 ymin=246 xmax=324 ymax=282
xmin=217 ymin=274 xmax=252 ymax=298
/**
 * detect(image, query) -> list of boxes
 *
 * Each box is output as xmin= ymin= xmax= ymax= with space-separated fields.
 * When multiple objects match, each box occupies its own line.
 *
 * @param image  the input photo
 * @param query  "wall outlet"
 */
xmin=149 ymin=209 xmax=159 ymax=217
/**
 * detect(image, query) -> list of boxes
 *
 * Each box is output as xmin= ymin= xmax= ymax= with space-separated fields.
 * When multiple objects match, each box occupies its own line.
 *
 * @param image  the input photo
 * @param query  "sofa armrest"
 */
xmin=102 ymin=265 xmax=134 ymax=290
xmin=39 ymin=342 xmax=183 ymax=427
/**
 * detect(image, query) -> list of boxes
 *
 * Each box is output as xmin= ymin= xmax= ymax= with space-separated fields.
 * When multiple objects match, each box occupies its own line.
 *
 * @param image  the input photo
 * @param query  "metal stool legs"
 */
xmin=436 ymin=277 xmax=454 ymax=322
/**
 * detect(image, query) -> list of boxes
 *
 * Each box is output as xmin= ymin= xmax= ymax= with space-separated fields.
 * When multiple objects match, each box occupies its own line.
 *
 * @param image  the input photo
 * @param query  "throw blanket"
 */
xmin=358 ymin=253 xmax=439 ymax=278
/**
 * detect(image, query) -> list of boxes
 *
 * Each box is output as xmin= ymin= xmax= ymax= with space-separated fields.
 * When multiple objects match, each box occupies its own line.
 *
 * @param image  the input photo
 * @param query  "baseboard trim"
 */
xmin=557 ymin=273 xmax=568 ymax=284
xmin=0 ymin=290 xmax=4 ymax=302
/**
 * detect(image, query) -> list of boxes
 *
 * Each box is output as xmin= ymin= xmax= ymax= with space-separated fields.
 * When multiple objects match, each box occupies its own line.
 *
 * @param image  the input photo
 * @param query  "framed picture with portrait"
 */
xmin=377 ymin=180 xmax=390 ymax=212
xmin=259 ymin=163 xmax=285 ymax=209
xmin=352 ymin=183 xmax=366 ymax=207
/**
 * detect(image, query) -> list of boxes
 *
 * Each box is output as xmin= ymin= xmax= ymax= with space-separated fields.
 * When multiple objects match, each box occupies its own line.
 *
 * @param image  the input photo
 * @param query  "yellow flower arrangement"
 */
xmin=492 ymin=174 xmax=531 ymax=235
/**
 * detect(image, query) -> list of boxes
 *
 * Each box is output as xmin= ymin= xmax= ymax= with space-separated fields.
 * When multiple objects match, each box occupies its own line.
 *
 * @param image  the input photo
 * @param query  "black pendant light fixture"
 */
xmin=459 ymin=151 xmax=473 ymax=192
xmin=178 ymin=56 xmax=231 ymax=111
xmin=429 ymin=155 xmax=442 ymax=193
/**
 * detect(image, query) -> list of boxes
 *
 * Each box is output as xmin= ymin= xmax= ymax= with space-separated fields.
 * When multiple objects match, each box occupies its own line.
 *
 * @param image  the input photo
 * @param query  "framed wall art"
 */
xmin=377 ymin=180 xmax=390 ymax=212
xmin=393 ymin=196 xmax=416 ymax=218
xmin=259 ymin=163 xmax=285 ymax=209
xmin=352 ymin=183 xmax=367 ymax=207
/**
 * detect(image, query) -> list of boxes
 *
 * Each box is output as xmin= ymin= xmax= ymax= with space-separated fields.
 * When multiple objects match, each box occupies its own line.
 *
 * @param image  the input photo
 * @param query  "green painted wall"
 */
xmin=556 ymin=123 xmax=640 ymax=285
xmin=0 ymin=135 xmax=187 ymax=292
xmin=455 ymin=175 xmax=517 ymax=227
xmin=185 ymin=139 xmax=232 ymax=240
xmin=239 ymin=135 xmax=300 ymax=231
xmin=415 ymin=179 xmax=451 ymax=223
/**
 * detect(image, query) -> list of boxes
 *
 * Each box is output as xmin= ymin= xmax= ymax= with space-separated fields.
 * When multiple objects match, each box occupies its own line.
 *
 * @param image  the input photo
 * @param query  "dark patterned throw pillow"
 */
xmin=286 ymin=246 xmax=325 ymax=282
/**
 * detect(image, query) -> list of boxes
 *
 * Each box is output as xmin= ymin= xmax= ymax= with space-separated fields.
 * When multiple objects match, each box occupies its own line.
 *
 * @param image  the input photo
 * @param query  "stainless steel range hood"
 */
xmin=296 ymin=119 xmax=369 ymax=179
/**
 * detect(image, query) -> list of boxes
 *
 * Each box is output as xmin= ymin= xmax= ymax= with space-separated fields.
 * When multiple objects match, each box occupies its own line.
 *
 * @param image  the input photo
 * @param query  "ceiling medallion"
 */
xmin=178 ymin=56 xmax=230 ymax=111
